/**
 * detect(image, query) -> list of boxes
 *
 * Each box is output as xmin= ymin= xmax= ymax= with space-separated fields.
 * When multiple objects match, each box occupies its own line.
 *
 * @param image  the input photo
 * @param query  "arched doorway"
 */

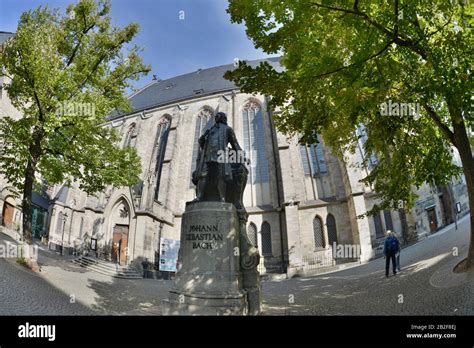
xmin=2 ymin=196 xmax=16 ymax=228
xmin=110 ymin=199 xmax=130 ymax=265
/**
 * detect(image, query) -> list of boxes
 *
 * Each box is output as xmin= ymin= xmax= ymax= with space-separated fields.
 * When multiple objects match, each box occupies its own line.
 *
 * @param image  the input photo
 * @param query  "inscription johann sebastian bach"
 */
xmin=186 ymin=224 xmax=223 ymax=249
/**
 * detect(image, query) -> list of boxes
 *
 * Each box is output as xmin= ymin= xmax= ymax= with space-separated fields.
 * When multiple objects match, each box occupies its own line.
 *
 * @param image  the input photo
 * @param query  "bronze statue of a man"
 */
xmin=192 ymin=112 xmax=243 ymax=202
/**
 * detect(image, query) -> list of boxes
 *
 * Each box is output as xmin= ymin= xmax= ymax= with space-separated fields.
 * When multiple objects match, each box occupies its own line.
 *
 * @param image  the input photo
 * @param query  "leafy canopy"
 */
xmin=0 ymin=0 xmax=150 ymax=194
xmin=225 ymin=0 xmax=472 ymax=213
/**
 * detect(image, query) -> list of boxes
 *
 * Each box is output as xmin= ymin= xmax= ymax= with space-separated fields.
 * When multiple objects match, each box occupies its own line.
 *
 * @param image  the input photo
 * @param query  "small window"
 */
xmin=313 ymin=216 xmax=326 ymax=249
xmin=247 ymin=223 xmax=258 ymax=248
xmin=327 ymin=214 xmax=338 ymax=247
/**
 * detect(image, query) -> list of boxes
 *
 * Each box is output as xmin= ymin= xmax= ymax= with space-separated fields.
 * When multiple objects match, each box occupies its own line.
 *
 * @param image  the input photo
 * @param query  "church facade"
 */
xmin=0 ymin=55 xmax=469 ymax=275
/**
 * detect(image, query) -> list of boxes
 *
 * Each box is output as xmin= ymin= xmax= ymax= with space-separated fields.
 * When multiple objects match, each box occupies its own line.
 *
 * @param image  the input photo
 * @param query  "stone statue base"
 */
xmin=163 ymin=201 xmax=249 ymax=315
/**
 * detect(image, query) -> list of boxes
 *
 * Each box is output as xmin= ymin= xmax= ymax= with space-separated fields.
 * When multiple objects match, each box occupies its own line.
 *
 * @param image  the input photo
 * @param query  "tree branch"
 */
xmin=65 ymin=12 xmax=97 ymax=68
xmin=415 ymin=14 xmax=453 ymax=44
xmin=310 ymin=1 xmax=428 ymax=59
xmin=422 ymin=101 xmax=456 ymax=146
xmin=353 ymin=0 xmax=359 ymax=11
xmin=17 ymin=50 xmax=44 ymax=122
xmin=69 ymin=53 xmax=107 ymax=100
xmin=394 ymin=0 xmax=399 ymax=37
xmin=100 ymin=67 xmax=150 ymax=95
xmin=33 ymin=92 xmax=44 ymax=122
xmin=53 ymin=121 xmax=76 ymax=133
xmin=409 ymin=14 xmax=426 ymax=40
xmin=310 ymin=40 xmax=393 ymax=80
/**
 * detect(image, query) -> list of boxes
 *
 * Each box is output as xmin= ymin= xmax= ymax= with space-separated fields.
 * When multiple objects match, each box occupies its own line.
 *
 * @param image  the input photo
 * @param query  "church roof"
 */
xmin=0 ymin=31 xmax=14 ymax=46
xmin=109 ymin=57 xmax=282 ymax=120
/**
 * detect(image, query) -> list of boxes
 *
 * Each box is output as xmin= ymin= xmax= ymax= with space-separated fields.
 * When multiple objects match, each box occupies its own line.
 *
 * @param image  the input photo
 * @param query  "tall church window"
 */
xmin=261 ymin=222 xmax=272 ymax=256
xmin=356 ymin=124 xmax=378 ymax=169
xmin=299 ymin=135 xmax=329 ymax=199
xmin=313 ymin=216 xmax=326 ymax=249
xmin=190 ymin=108 xmax=214 ymax=186
xmin=154 ymin=117 xmax=171 ymax=201
xmin=299 ymin=135 xmax=327 ymax=177
xmin=242 ymin=100 xmax=270 ymax=206
xmin=56 ymin=211 xmax=65 ymax=236
xmin=123 ymin=123 xmax=138 ymax=148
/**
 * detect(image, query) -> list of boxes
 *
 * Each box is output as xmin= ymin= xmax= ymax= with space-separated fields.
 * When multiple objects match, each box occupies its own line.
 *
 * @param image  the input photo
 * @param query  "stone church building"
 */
xmin=0 ymin=51 xmax=469 ymax=275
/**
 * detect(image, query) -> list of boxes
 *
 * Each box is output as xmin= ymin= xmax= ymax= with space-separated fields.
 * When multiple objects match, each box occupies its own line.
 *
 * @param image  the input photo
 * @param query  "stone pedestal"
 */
xmin=163 ymin=201 xmax=248 ymax=315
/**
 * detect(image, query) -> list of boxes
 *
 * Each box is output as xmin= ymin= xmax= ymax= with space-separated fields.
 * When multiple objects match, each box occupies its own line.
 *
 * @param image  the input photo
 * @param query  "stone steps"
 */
xmin=73 ymin=256 xmax=142 ymax=279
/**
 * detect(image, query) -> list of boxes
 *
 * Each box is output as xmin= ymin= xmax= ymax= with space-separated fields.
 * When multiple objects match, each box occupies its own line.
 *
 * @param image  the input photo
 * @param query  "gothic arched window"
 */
xmin=356 ymin=124 xmax=378 ymax=169
xmin=261 ymin=222 xmax=272 ymax=256
xmin=299 ymin=135 xmax=327 ymax=177
xmin=374 ymin=212 xmax=384 ymax=238
xmin=313 ymin=216 xmax=326 ymax=250
xmin=326 ymin=214 xmax=338 ymax=247
xmin=190 ymin=108 xmax=214 ymax=185
xmin=247 ymin=222 xmax=258 ymax=248
xmin=154 ymin=117 xmax=171 ymax=201
xmin=124 ymin=123 xmax=138 ymax=148
xmin=242 ymin=100 xmax=270 ymax=206
xmin=56 ymin=211 xmax=65 ymax=235
xmin=384 ymin=210 xmax=394 ymax=231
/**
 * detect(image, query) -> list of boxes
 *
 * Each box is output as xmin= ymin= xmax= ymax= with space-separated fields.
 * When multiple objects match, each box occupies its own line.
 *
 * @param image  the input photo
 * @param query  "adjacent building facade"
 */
xmin=0 ymin=52 xmax=469 ymax=275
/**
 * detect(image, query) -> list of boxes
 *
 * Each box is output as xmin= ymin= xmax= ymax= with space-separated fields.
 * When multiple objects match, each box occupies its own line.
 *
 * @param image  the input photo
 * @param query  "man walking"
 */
xmin=383 ymin=230 xmax=399 ymax=278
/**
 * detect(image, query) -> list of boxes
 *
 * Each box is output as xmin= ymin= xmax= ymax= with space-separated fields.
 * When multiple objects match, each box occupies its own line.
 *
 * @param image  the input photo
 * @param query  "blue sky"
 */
xmin=0 ymin=0 xmax=272 ymax=90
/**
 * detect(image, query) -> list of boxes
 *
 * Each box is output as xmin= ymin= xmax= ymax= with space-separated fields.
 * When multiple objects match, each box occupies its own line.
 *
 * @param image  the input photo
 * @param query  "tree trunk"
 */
xmin=398 ymin=208 xmax=409 ymax=244
xmin=464 ymin=166 xmax=474 ymax=269
xmin=456 ymin=148 xmax=474 ymax=270
xmin=21 ymin=128 xmax=43 ymax=246
xmin=21 ymin=159 xmax=35 ymax=245
xmin=451 ymin=115 xmax=474 ymax=270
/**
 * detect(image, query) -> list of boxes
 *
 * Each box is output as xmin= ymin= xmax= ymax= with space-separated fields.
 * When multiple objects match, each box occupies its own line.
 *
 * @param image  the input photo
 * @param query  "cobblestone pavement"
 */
xmin=0 ymin=233 xmax=171 ymax=315
xmin=262 ymin=214 xmax=473 ymax=315
xmin=0 ymin=257 xmax=95 ymax=315
xmin=37 ymin=258 xmax=171 ymax=315
xmin=0 ymin=215 xmax=472 ymax=315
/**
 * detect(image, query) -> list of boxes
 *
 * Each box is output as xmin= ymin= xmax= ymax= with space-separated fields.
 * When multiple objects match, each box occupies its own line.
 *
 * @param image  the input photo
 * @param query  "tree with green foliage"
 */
xmin=225 ymin=0 xmax=473 ymax=269
xmin=0 ymin=0 xmax=150 ymax=244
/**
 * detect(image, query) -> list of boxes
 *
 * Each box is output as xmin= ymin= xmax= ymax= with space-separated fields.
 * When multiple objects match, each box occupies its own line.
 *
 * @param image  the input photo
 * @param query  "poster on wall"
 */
xmin=159 ymin=237 xmax=180 ymax=272
xmin=90 ymin=238 xmax=97 ymax=251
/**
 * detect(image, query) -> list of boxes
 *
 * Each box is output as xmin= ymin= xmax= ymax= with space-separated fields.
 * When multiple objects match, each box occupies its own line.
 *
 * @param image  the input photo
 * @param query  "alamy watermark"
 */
xmin=18 ymin=322 xmax=55 ymax=342
xmin=55 ymin=102 xmax=95 ymax=118
xmin=379 ymin=100 xmax=421 ymax=118
xmin=332 ymin=242 xmax=361 ymax=259
xmin=0 ymin=241 xmax=38 ymax=260
xmin=217 ymin=148 xmax=251 ymax=166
